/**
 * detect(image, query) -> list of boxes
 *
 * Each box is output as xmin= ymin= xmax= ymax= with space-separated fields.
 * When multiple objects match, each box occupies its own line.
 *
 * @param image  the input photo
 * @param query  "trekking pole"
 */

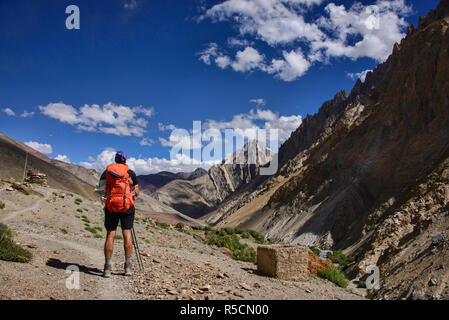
xmin=131 ymin=227 xmax=144 ymax=273
xmin=131 ymin=228 xmax=143 ymax=272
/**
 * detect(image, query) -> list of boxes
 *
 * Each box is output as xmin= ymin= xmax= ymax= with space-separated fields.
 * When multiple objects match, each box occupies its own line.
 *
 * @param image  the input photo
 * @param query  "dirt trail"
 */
xmin=0 ymin=194 xmax=49 ymax=223
xmin=25 ymin=232 xmax=135 ymax=300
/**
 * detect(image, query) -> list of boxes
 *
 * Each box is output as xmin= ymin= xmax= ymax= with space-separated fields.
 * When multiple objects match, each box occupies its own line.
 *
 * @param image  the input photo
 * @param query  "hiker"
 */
xmin=99 ymin=151 xmax=140 ymax=278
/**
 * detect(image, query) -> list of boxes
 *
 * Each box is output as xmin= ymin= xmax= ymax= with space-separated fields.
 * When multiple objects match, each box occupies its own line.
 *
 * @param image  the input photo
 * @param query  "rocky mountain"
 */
xmin=138 ymin=168 xmax=208 ymax=195
xmin=178 ymin=168 xmax=209 ymax=180
xmin=0 ymin=132 xmax=100 ymax=188
xmin=203 ymin=0 xmax=449 ymax=299
xmin=152 ymin=140 xmax=274 ymax=218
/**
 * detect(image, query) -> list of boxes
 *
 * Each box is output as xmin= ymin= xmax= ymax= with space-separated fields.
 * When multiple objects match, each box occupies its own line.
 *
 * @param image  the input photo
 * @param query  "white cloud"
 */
xmin=139 ymin=138 xmax=155 ymax=146
xmin=289 ymin=0 xmax=325 ymax=5
xmin=198 ymin=43 xmax=234 ymax=70
xmin=124 ymin=0 xmax=138 ymax=10
xmin=201 ymin=44 xmax=312 ymax=81
xmin=24 ymin=141 xmax=53 ymax=154
xmin=312 ymin=1 xmax=411 ymax=62
xmin=39 ymin=102 xmax=79 ymax=125
xmin=347 ymin=69 xmax=372 ymax=82
xmin=263 ymin=113 xmax=303 ymax=142
xmin=203 ymin=0 xmax=325 ymax=45
xmin=199 ymin=0 xmax=412 ymax=80
xmin=2 ymin=108 xmax=15 ymax=116
xmin=215 ymin=55 xmax=231 ymax=69
xmin=265 ymin=50 xmax=311 ymax=81
xmin=39 ymin=102 xmax=155 ymax=137
xmin=132 ymin=106 xmax=155 ymax=117
xmin=158 ymin=123 xmax=177 ymax=131
xmin=80 ymin=148 xmax=220 ymax=175
xmin=231 ymin=47 xmax=264 ymax=72
xmin=198 ymin=43 xmax=219 ymax=65
xmin=249 ymin=98 xmax=266 ymax=106
xmin=199 ymin=45 xmax=266 ymax=73
xmin=80 ymin=148 xmax=116 ymax=172
xmin=227 ymin=37 xmax=254 ymax=47
xmin=159 ymin=133 xmax=203 ymax=150
xmin=20 ymin=110 xmax=35 ymax=118
xmin=198 ymin=42 xmax=313 ymax=83
xmin=203 ymin=107 xmax=302 ymax=146
xmin=54 ymin=154 xmax=71 ymax=163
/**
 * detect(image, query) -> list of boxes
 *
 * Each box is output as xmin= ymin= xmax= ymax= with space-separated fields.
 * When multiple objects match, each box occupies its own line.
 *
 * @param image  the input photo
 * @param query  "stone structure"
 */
xmin=25 ymin=169 xmax=48 ymax=186
xmin=257 ymin=245 xmax=308 ymax=281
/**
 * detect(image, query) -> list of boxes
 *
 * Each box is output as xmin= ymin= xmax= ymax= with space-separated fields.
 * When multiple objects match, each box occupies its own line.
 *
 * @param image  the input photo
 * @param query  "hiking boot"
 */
xmin=103 ymin=264 xmax=112 ymax=278
xmin=124 ymin=263 xmax=133 ymax=276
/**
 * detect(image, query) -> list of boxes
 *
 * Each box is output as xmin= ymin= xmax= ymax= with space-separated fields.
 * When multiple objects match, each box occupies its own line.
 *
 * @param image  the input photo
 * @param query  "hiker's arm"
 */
xmin=100 ymin=171 xmax=106 ymax=193
xmin=134 ymin=185 xmax=140 ymax=197
xmin=128 ymin=170 xmax=140 ymax=196
xmin=95 ymin=171 xmax=107 ymax=195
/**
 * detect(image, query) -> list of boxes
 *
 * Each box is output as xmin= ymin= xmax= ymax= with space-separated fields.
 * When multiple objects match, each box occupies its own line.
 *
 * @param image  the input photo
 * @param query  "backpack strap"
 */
xmin=107 ymin=170 xmax=121 ymax=178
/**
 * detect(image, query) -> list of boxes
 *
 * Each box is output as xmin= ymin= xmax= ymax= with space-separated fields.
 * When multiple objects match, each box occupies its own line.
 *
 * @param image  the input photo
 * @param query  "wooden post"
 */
xmin=22 ymin=151 xmax=28 ymax=182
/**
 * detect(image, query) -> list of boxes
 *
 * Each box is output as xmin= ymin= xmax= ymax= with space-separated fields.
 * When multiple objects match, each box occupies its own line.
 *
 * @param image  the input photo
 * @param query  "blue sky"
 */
xmin=0 ymin=0 xmax=440 ymax=174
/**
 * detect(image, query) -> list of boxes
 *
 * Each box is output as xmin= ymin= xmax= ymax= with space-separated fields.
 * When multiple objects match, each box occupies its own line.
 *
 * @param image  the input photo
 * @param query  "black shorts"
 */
xmin=104 ymin=207 xmax=135 ymax=231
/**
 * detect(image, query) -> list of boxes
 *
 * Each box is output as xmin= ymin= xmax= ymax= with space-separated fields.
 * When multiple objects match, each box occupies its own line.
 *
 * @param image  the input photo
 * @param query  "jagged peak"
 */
xmin=418 ymin=0 xmax=449 ymax=29
xmin=187 ymin=167 xmax=208 ymax=180
xmin=222 ymin=139 xmax=274 ymax=166
xmin=334 ymin=90 xmax=349 ymax=101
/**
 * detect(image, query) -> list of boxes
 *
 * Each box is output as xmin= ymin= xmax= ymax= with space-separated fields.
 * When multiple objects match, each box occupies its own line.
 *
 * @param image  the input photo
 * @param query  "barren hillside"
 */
xmin=138 ymin=169 xmax=208 ymax=195
xmin=0 ymin=132 xmax=97 ymax=200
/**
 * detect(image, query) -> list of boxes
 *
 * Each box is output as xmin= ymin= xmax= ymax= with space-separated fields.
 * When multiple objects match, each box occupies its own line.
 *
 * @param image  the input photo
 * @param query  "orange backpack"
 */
xmin=105 ymin=163 xmax=134 ymax=212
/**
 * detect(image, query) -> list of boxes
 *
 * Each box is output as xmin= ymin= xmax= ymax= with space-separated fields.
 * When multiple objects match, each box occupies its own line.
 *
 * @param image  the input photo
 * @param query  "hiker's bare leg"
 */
xmin=105 ymin=230 xmax=116 ymax=259
xmin=103 ymin=230 xmax=116 ymax=277
xmin=122 ymin=229 xmax=133 ymax=275
xmin=122 ymin=229 xmax=133 ymax=257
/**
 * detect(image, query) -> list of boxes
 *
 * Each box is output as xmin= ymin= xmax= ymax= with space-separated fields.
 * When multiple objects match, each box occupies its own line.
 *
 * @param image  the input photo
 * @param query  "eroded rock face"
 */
xmin=208 ymin=0 xmax=449 ymax=299
xmin=277 ymin=90 xmax=350 ymax=170
xmin=266 ymin=2 xmax=449 ymax=248
xmin=359 ymin=157 xmax=449 ymax=300
xmin=138 ymin=169 xmax=208 ymax=195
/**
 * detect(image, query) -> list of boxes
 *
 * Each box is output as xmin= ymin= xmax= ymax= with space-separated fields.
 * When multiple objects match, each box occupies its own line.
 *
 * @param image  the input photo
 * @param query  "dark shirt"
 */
xmin=100 ymin=168 xmax=139 ymax=186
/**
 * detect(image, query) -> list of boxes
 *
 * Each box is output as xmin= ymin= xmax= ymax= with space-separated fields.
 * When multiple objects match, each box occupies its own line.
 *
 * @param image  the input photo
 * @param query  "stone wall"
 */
xmin=257 ymin=245 xmax=308 ymax=281
xmin=25 ymin=169 xmax=48 ymax=186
